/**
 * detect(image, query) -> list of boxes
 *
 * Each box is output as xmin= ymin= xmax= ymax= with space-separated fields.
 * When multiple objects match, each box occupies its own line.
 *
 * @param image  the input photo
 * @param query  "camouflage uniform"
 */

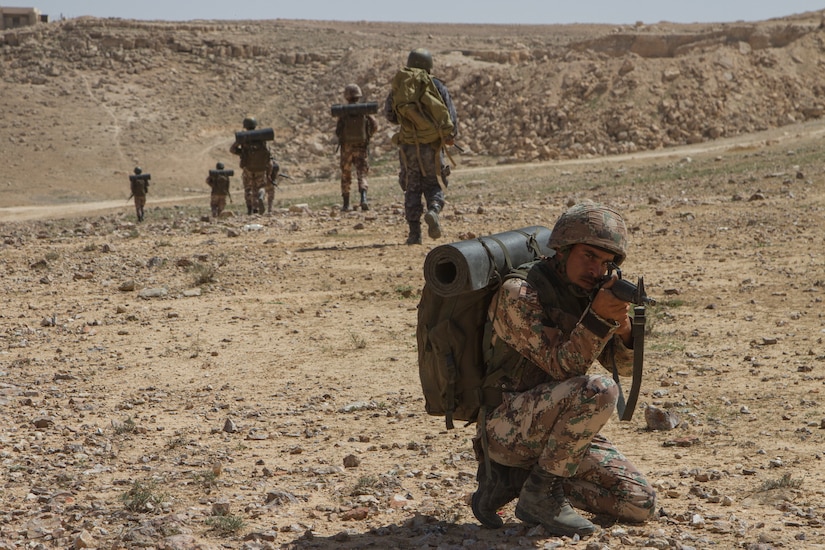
xmin=242 ymin=168 xmax=268 ymax=214
xmin=205 ymin=171 xmax=231 ymax=218
xmin=262 ymin=158 xmax=280 ymax=214
xmin=230 ymin=120 xmax=272 ymax=215
xmin=336 ymin=114 xmax=377 ymax=198
xmin=385 ymin=74 xmax=457 ymax=243
xmin=130 ymin=177 xmax=148 ymax=222
xmin=477 ymin=206 xmax=656 ymax=526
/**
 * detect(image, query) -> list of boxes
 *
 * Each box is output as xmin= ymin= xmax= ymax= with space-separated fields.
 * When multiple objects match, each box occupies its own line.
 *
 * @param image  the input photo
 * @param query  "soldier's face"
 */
xmin=564 ymin=244 xmax=614 ymax=290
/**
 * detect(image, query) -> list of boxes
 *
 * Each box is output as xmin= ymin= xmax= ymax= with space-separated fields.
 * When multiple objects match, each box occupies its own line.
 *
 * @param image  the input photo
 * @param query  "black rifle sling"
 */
xmin=614 ymin=304 xmax=645 ymax=421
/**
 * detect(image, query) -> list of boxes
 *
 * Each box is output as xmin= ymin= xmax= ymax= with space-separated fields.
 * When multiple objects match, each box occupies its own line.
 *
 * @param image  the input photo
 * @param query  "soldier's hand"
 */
xmin=591 ymin=275 xmax=631 ymax=324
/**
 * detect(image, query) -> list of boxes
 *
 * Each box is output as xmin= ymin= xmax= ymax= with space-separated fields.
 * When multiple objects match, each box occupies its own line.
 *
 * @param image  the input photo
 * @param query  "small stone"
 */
xmin=223 ymin=418 xmax=239 ymax=433
xmin=645 ymin=405 xmax=680 ymax=431
xmin=212 ymin=499 xmax=231 ymax=516
xmin=73 ymin=529 xmax=95 ymax=549
xmin=33 ymin=417 xmax=54 ymax=429
xmin=341 ymin=507 xmax=369 ymax=521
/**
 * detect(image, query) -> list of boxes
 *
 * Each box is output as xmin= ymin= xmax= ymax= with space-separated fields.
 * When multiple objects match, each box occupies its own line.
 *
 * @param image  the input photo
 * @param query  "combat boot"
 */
xmin=342 ymin=194 xmax=351 ymax=212
xmin=471 ymin=459 xmax=530 ymax=529
xmin=424 ymin=206 xmax=442 ymax=239
xmin=515 ymin=467 xmax=596 ymax=537
xmin=406 ymin=222 xmax=422 ymax=245
xmin=360 ymin=189 xmax=369 ymax=211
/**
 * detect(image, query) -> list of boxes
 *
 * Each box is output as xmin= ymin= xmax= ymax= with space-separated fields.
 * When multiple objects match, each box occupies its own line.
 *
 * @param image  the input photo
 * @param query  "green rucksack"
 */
xmin=417 ymin=262 xmax=557 ymax=429
xmin=340 ymin=114 xmax=369 ymax=145
xmin=240 ymin=141 xmax=270 ymax=172
xmin=416 ymin=227 xmax=554 ymax=429
xmin=391 ymin=67 xmax=454 ymax=146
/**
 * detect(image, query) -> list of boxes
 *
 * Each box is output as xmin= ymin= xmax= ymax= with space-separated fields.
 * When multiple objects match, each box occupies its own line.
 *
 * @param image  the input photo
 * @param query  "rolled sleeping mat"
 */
xmin=331 ymin=102 xmax=379 ymax=117
xmin=209 ymin=169 xmax=235 ymax=177
xmin=423 ymin=225 xmax=554 ymax=297
xmin=129 ymin=174 xmax=151 ymax=182
xmin=234 ymin=128 xmax=275 ymax=143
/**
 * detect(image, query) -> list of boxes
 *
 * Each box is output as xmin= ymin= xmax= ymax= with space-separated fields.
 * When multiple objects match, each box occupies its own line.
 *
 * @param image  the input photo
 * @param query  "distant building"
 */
xmin=0 ymin=7 xmax=48 ymax=30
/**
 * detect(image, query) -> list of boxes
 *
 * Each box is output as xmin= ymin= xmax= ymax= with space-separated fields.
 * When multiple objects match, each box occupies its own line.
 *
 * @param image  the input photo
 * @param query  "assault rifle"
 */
xmin=599 ymin=263 xmax=656 ymax=306
xmin=270 ymin=172 xmax=291 ymax=189
xmin=598 ymin=263 xmax=656 ymax=422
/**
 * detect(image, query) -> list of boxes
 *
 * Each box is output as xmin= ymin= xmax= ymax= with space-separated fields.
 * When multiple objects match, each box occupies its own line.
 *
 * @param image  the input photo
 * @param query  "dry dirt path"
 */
xmin=3 ymin=118 xmax=825 ymax=223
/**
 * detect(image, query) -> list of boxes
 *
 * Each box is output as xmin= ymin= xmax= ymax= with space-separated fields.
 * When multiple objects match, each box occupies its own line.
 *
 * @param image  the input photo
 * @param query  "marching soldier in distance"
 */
xmin=205 ymin=162 xmax=233 ymax=218
xmin=229 ymin=117 xmax=272 ymax=215
xmin=263 ymin=154 xmax=280 ymax=214
xmin=128 ymin=166 xmax=150 ymax=223
xmin=335 ymin=83 xmax=377 ymax=211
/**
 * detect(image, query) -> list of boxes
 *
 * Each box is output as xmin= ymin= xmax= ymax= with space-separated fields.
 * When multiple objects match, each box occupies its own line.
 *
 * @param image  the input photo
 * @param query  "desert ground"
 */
xmin=2 ymin=12 xmax=825 ymax=550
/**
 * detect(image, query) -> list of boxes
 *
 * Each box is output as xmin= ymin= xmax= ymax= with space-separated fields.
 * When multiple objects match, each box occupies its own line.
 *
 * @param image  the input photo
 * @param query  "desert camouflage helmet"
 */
xmin=216 ymin=162 xmax=224 ymax=170
xmin=242 ymin=117 xmax=257 ymax=130
xmin=548 ymin=201 xmax=628 ymax=265
xmin=133 ymin=166 xmax=142 ymax=175
xmin=344 ymin=84 xmax=362 ymax=100
xmin=407 ymin=48 xmax=433 ymax=72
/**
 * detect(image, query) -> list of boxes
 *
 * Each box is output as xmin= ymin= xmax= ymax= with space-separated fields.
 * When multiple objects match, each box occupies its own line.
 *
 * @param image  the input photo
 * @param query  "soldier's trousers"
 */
xmin=340 ymin=144 xmax=369 ymax=196
xmin=264 ymin=183 xmax=275 ymax=213
xmin=133 ymin=195 xmax=146 ymax=219
xmin=398 ymin=142 xmax=444 ymax=223
xmin=210 ymin=194 xmax=227 ymax=217
xmin=484 ymin=374 xmax=656 ymax=522
xmin=242 ymin=168 xmax=267 ymax=211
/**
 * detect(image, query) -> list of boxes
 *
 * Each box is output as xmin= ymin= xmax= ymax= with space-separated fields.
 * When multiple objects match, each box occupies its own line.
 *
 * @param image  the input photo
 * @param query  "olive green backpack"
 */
xmin=391 ymin=67 xmax=454 ymax=146
xmin=416 ymin=260 xmax=550 ymax=429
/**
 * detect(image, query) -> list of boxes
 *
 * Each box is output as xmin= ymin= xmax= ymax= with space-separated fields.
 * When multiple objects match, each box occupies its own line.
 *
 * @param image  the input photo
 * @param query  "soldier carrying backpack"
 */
xmin=417 ymin=203 xmax=657 ymax=537
xmin=230 ymin=117 xmax=274 ymax=215
xmin=384 ymin=48 xmax=458 ymax=245
xmin=128 ymin=166 xmax=150 ymax=223
xmin=205 ymin=162 xmax=233 ymax=218
xmin=334 ymin=84 xmax=378 ymax=212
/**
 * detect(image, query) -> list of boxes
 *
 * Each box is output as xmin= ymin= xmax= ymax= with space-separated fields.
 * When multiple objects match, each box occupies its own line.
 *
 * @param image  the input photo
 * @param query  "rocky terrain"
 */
xmin=2 ymin=11 xmax=825 ymax=550
xmin=2 ymin=12 xmax=825 ymax=207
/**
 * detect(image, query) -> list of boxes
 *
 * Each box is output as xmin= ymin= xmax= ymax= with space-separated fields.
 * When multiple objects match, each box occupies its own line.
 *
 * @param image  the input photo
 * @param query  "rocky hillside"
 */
xmin=1 ymin=12 xmax=824 ymax=205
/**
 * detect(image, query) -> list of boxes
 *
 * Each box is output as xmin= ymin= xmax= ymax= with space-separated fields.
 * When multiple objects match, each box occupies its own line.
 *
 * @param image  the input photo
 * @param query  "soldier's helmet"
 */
xmin=344 ymin=84 xmax=362 ymax=101
xmin=133 ymin=167 xmax=142 ymax=175
xmin=548 ymin=200 xmax=628 ymax=265
xmin=407 ymin=48 xmax=433 ymax=73
xmin=242 ymin=117 xmax=257 ymax=130
xmin=216 ymin=162 xmax=224 ymax=170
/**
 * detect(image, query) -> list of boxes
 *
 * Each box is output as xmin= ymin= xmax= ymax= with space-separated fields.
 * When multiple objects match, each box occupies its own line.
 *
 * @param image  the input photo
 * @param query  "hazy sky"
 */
xmin=32 ymin=1 xmax=825 ymax=25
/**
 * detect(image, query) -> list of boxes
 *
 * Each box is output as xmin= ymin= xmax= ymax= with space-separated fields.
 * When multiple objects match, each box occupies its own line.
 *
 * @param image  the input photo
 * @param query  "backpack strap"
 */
xmin=430 ymin=298 xmax=458 ymax=430
xmin=482 ymin=236 xmax=514 ymax=276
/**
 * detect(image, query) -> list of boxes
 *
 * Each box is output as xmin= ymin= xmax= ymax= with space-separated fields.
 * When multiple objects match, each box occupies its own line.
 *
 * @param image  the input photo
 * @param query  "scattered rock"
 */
xmin=223 ymin=418 xmax=239 ymax=433
xmin=645 ymin=405 xmax=680 ymax=431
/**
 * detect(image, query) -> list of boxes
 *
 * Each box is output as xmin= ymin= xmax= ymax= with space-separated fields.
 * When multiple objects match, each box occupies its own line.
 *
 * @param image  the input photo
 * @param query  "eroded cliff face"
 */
xmin=1 ymin=12 xmax=824 ymax=203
